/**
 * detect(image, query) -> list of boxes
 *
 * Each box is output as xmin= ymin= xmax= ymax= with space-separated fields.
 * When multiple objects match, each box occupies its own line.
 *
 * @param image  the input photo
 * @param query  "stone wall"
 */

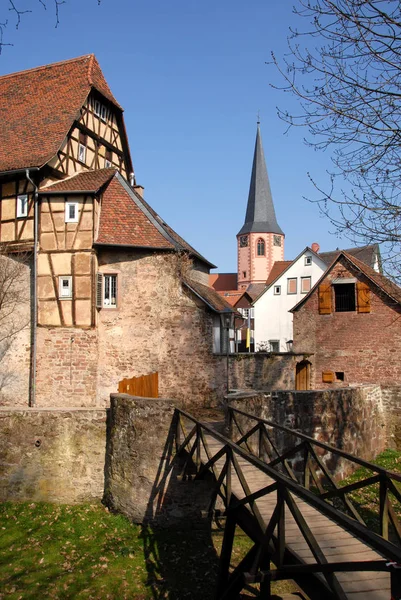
xmin=36 ymin=327 xmax=99 ymax=407
xmin=226 ymin=352 xmax=302 ymax=392
xmin=0 ymin=407 xmax=107 ymax=502
xmin=228 ymin=385 xmax=387 ymax=479
xmin=104 ymin=394 xmax=213 ymax=525
xmin=380 ymin=385 xmax=401 ymax=449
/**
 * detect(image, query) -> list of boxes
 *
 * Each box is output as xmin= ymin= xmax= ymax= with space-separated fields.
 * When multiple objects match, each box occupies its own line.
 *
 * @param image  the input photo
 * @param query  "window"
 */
xmin=241 ymin=308 xmax=249 ymax=319
xmin=257 ymin=238 xmax=265 ymax=256
xmin=96 ymin=273 xmax=117 ymax=308
xmin=17 ymin=194 xmax=28 ymax=218
xmin=94 ymin=100 xmax=101 ymax=116
xmin=274 ymin=285 xmax=281 ymax=295
xmin=101 ymin=104 xmax=108 ymax=121
xmin=301 ymin=276 xmax=311 ymax=294
xmin=59 ymin=276 xmax=72 ymax=299
xmin=273 ymin=235 xmax=282 ymax=247
xmin=239 ymin=235 xmax=248 ymax=248
xmin=65 ymin=202 xmax=78 ymax=223
xmin=336 ymin=372 xmax=345 ymax=382
xmin=78 ymin=131 xmax=87 ymax=163
xmin=287 ymin=278 xmax=297 ymax=294
xmin=305 ymin=256 xmax=312 ymax=266
xmin=242 ymin=271 xmax=246 ymax=278
xmin=269 ymin=340 xmax=280 ymax=352
xmin=105 ymin=149 xmax=112 ymax=168
xmin=334 ymin=283 xmax=356 ymax=312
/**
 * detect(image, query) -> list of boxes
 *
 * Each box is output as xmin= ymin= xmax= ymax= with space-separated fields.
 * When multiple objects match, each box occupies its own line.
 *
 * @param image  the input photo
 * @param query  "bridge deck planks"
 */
xmin=203 ymin=434 xmax=391 ymax=600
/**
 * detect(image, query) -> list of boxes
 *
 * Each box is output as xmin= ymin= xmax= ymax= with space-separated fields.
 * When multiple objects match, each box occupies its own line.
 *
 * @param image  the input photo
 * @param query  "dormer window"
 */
xmin=257 ymin=239 xmax=265 ymax=256
xmin=17 ymin=194 xmax=28 ymax=218
xmin=65 ymin=201 xmax=78 ymax=223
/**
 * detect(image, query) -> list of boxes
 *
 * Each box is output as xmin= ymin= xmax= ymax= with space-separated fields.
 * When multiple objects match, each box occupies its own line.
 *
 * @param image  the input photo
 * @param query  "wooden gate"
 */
xmin=296 ymin=360 xmax=311 ymax=390
xmin=118 ymin=372 xmax=158 ymax=398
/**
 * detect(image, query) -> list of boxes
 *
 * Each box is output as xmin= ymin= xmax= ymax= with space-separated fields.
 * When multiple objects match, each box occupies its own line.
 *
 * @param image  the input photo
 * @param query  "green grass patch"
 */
xmin=0 ymin=502 xmax=298 ymax=599
xmin=338 ymin=448 xmax=401 ymax=535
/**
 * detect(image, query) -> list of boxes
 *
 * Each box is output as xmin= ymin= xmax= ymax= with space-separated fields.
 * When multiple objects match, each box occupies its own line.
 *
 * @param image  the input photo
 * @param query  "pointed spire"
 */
xmin=237 ymin=123 xmax=284 ymax=236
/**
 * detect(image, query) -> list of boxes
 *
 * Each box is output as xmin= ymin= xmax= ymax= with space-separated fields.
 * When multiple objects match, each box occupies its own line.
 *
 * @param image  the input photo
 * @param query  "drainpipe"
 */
xmin=26 ymin=169 xmax=39 ymax=407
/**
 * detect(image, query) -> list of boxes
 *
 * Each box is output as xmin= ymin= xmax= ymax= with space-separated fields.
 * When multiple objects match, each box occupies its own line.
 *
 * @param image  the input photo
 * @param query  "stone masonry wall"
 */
xmin=104 ymin=394 xmax=213 ymax=525
xmin=228 ymin=386 xmax=387 ymax=479
xmin=36 ymin=327 xmax=99 ymax=407
xmin=293 ymin=257 xmax=401 ymax=389
xmin=0 ymin=408 xmax=107 ymax=502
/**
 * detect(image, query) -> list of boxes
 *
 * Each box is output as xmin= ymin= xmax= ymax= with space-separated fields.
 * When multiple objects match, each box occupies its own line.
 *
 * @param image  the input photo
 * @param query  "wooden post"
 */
xmin=380 ymin=474 xmax=389 ymax=540
xmin=215 ymin=510 xmax=236 ymax=599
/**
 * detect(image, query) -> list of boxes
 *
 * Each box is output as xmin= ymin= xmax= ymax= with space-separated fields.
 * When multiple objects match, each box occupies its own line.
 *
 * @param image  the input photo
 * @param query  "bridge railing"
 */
xmin=173 ymin=408 xmax=401 ymax=599
xmin=227 ymin=406 xmax=401 ymax=545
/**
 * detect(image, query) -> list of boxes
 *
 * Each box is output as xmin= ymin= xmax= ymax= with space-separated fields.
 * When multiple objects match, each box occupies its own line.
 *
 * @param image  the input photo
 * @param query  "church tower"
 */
xmin=237 ymin=123 xmax=284 ymax=290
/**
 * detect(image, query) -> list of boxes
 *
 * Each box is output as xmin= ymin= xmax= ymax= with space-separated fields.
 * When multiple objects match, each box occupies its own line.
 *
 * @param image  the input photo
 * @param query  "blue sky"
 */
xmin=1 ymin=0 xmax=346 ymax=272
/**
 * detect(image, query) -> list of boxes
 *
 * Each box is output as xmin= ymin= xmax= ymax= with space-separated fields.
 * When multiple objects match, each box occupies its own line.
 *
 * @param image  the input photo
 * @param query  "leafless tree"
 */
xmin=0 ymin=0 xmax=101 ymax=54
xmin=271 ymin=1 xmax=401 ymax=278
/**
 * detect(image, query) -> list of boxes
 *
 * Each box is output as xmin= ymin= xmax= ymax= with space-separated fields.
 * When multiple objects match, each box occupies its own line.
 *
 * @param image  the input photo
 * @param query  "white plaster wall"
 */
xmin=254 ymin=251 xmax=327 ymax=351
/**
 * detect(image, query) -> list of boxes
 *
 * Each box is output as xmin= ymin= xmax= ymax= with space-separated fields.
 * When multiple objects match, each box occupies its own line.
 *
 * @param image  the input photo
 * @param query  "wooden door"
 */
xmin=296 ymin=361 xmax=311 ymax=391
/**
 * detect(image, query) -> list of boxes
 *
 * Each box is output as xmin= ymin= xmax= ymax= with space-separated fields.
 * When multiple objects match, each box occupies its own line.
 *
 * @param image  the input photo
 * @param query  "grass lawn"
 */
xmin=0 ymin=502 xmax=298 ymax=599
xmin=338 ymin=448 xmax=401 ymax=534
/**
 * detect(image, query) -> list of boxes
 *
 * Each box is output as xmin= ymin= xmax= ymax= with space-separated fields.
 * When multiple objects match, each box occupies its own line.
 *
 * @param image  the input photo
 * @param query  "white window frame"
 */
xmin=59 ymin=276 xmax=72 ymax=299
xmin=301 ymin=276 xmax=312 ymax=294
xmin=17 ymin=194 xmax=28 ymax=218
xmin=78 ymin=143 xmax=86 ymax=163
xmin=65 ymin=201 xmax=78 ymax=223
xmin=274 ymin=285 xmax=281 ymax=295
xmin=94 ymin=100 xmax=101 ymax=117
xmin=305 ymin=256 xmax=312 ymax=266
xmin=104 ymin=158 xmax=112 ymax=168
xmin=101 ymin=104 xmax=108 ymax=122
xmin=96 ymin=273 xmax=118 ymax=308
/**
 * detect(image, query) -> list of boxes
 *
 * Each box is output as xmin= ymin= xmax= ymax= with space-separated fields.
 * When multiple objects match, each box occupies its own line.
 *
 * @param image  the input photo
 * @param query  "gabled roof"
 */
xmin=319 ymin=244 xmax=382 ymax=272
xmin=183 ymin=279 xmax=237 ymax=314
xmin=0 ymin=54 xmax=124 ymax=173
xmin=291 ymin=251 xmax=401 ymax=312
xmin=237 ymin=124 xmax=284 ymax=237
xmin=88 ymin=171 xmax=216 ymax=268
xmin=252 ymin=247 xmax=324 ymax=304
xmin=40 ymin=168 xmax=116 ymax=194
xmin=216 ymin=290 xmax=251 ymax=308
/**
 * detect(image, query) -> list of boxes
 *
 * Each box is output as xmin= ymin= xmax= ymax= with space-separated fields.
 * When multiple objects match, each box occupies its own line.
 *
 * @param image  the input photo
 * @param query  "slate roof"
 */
xmin=319 ymin=244 xmax=381 ymax=272
xmin=246 ymin=283 xmax=267 ymax=301
xmin=238 ymin=124 xmax=284 ymax=236
xmin=183 ymin=279 xmax=237 ymax=314
xmin=291 ymin=251 xmax=401 ymax=312
xmin=40 ymin=168 xmax=116 ymax=194
xmin=0 ymin=54 xmax=123 ymax=173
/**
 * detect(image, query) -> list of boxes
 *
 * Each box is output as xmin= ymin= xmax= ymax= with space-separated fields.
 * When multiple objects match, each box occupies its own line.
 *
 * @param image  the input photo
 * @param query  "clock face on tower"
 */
xmin=239 ymin=235 xmax=249 ymax=248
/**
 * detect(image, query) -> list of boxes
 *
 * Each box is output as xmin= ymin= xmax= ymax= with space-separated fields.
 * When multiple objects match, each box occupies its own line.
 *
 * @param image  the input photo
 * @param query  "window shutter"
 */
xmin=318 ymin=283 xmax=332 ymax=314
xmin=96 ymin=273 xmax=103 ymax=308
xmin=357 ymin=281 xmax=370 ymax=313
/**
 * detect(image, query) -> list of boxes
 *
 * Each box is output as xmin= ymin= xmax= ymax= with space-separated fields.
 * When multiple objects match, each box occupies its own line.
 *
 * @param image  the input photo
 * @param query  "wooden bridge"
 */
xmin=173 ymin=406 xmax=401 ymax=599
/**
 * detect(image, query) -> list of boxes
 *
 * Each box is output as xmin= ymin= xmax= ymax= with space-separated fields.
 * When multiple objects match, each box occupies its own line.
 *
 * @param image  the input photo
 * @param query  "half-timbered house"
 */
xmin=0 ymin=55 xmax=234 ymax=408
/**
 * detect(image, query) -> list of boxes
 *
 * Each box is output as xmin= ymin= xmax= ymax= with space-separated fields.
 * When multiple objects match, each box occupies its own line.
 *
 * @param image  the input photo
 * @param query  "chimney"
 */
xmin=134 ymin=185 xmax=144 ymax=198
xmin=311 ymin=242 xmax=320 ymax=253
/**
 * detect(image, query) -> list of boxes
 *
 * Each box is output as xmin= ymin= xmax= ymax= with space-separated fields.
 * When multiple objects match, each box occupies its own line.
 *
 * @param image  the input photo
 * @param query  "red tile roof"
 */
xmin=209 ymin=273 xmax=238 ymax=291
xmin=216 ymin=290 xmax=244 ymax=307
xmin=96 ymin=175 xmax=174 ymax=249
xmin=266 ymin=261 xmax=293 ymax=285
xmin=40 ymin=168 xmax=116 ymax=193
xmin=184 ymin=279 xmax=237 ymax=313
xmin=0 ymin=54 xmax=122 ymax=173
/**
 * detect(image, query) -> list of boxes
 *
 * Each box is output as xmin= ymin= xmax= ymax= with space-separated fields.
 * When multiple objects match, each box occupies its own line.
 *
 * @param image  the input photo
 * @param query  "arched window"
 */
xmin=257 ymin=238 xmax=265 ymax=256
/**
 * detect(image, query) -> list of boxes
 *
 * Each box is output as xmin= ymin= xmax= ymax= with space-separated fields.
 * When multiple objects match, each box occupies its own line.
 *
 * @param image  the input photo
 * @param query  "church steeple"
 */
xmin=237 ymin=123 xmax=285 ymax=290
xmin=238 ymin=123 xmax=283 ymax=236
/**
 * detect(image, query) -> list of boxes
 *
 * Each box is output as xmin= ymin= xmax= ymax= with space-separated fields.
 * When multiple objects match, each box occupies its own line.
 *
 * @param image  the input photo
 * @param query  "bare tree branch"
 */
xmin=271 ymin=1 xmax=401 ymax=279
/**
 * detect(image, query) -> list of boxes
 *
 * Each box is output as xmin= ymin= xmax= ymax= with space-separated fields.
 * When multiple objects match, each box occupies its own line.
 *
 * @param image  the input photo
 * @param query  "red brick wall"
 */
xmin=293 ymin=257 xmax=401 ymax=388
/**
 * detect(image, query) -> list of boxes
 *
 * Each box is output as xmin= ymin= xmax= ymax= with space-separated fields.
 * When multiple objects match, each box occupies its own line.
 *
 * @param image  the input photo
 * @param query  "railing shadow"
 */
xmin=139 ymin=415 xmax=220 ymax=600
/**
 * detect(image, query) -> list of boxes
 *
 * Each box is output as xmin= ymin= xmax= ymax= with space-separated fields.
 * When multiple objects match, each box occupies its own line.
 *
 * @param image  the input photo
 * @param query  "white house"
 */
xmin=253 ymin=247 xmax=328 ymax=352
